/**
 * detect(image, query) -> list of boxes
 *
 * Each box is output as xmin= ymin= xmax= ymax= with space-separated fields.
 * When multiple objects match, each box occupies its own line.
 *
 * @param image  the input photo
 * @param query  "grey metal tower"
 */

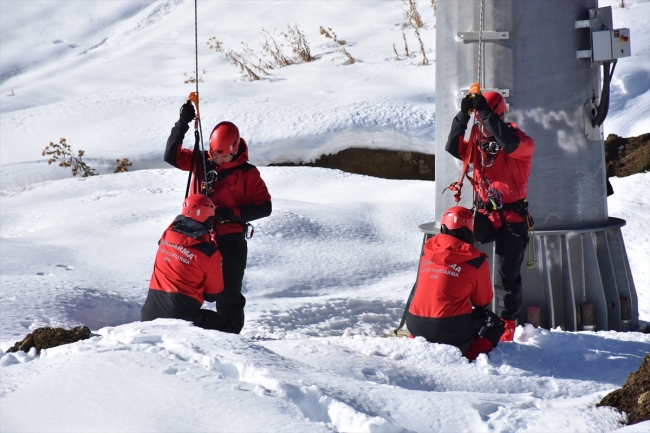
xmin=431 ymin=0 xmax=638 ymax=331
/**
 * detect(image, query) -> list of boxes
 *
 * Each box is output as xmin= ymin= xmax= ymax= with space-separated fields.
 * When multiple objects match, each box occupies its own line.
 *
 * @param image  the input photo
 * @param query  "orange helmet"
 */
xmin=209 ymin=121 xmax=240 ymax=155
xmin=483 ymin=92 xmax=508 ymax=116
xmin=441 ymin=206 xmax=474 ymax=232
xmin=182 ymin=194 xmax=215 ymax=223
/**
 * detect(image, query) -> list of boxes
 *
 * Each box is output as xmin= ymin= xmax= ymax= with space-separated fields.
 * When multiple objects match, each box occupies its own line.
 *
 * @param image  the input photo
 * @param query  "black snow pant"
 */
xmin=407 ymin=309 xmax=504 ymax=353
xmin=141 ymin=290 xmax=233 ymax=332
xmin=493 ymin=222 xmax=529 ymax=321
xmin=215 ymin=232 xmax=248 ymax=334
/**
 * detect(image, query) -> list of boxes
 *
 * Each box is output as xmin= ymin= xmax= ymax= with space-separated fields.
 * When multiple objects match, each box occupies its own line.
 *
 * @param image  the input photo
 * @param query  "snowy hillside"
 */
xmin=1 ymin=168 xmax=649 ymax=433
xmin=1 ymin=1 xmax=649 ymax=432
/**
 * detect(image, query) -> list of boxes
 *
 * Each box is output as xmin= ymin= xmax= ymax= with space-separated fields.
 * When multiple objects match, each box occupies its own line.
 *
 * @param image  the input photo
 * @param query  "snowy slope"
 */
xmin=2 ymin=1 xmax=645 ymax=173
xmin=1 ymin=166 xmax=648 ymax=433
xmin=1 ymin=1 xmax=649 ymax=432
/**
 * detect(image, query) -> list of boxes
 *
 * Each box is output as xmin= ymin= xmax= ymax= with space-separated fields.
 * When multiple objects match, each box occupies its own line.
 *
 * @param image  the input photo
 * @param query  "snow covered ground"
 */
xmin=1 ymin=1 xmax=649 ymax=432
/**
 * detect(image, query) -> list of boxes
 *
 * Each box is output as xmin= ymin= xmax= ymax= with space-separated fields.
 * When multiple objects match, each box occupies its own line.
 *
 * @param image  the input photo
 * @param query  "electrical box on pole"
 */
xmin=576 ymin=7 xmax=631 ymax=64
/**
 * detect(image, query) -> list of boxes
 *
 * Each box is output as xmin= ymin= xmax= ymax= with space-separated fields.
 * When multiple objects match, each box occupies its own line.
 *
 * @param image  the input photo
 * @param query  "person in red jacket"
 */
xmin=406 ymin=206 xmax=504 ymax=361
xmin=445 ymin=92 xmax=535 ymax=342
xmin=164 ymin=102 xmax=272 ymax=334
xmin=141 ymin=194 xmax=233 ymax=332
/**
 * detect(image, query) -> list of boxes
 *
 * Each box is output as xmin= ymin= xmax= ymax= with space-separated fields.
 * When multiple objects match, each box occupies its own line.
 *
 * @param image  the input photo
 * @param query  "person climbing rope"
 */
xmin=406 ymin=206 xmax=504 ymax=361
xmin=141 ymin=194 xmax=233 ymax=332
xmin=445 ymin=91 xmax=535 ymax=342
xmin=163 ymin=102 xmax=272 ymax=334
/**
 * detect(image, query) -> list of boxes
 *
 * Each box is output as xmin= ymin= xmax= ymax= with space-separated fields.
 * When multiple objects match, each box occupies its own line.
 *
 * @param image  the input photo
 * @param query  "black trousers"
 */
xmin=141 ymin=290 xmax=233 ymax=332
xmin=493 ymin=222 xmax=528 ymax=321
xmin=407 ymin=309 xmax=504 ymax=353
xmin=215 ymin=232 xmax=248 ymax=334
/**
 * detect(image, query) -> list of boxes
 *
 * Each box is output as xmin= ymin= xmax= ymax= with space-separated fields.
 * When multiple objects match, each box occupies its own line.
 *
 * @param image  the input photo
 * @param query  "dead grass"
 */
xmin=209 ymin=24 xmax=315 ymax=80
xmin=183 ymin=69 xmax=206 ymax=84
xmin=320 ymin=26 xmax=355 ymax=64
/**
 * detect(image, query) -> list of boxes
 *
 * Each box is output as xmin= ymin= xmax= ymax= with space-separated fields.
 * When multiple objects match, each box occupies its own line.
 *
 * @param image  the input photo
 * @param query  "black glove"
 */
xmin=460 ymin=96 xmax=473 ymax=116
xmin=215 ymin=206 xmax=239 ymax=223
xmin=179 ymin=102 xmax=196 ymax=124
xmin=472 ymin=94 xmax=489 ymax=113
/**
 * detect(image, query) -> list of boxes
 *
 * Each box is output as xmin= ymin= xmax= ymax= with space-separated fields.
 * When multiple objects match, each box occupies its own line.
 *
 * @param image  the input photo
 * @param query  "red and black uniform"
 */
xmin=445 ymin=107 xmax=535 ymax=321
xmin=164 ymin=121 xmax=272 ymax=333
xmin=141 ymin=216 xmax=232 ymax=331
xmin=407 ymin=234 xmax=503 ymax=352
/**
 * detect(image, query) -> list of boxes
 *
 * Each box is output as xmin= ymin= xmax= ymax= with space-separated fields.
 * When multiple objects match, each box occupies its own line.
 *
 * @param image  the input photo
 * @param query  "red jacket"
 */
xmin=149 ymin=220 xmax=224 ymax=304
xmin=446 ymin=111 xmax=535 ymax=229
xmin=164 ymin=122 xmax=272 ymax=236
xmin=409 ymin=234 xmax=493 ymax=319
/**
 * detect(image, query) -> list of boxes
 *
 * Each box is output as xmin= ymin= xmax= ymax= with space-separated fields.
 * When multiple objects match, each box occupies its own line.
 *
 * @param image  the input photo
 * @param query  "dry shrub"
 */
xmin=42 ymin=138 xmax=97 ymax=177
xmin=114 ymin=158 xmax=133 ymax=173
xmin=261 ymin=28 xmax=292 ymax=68
xmin=282 ymin=24 xmax=315 ymax=63
xmin=208 ymin=25 xmax=314 ymax=80
xmin=320 ymin=26 xmax=355 ymax=64
xmin=319 ymin=26 xmax=346 ymax=46
xmin=396 ymin=1 xmax=430 ymax=65
xmin=403 ymin=0 xmax=424 ymax=28
xmin=414 ymin=27 xmax=429 ymax=65
xmin=183 ymin=69 xmax=206 ymax=84
xmin=402 ymin=31 xmax=410 ymax=57
xmin=208 ymin=37 xmax=264 ymax=80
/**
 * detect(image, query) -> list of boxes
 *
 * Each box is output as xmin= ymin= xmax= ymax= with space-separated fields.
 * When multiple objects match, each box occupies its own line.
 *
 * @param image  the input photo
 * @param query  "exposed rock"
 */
xmin=271 ymin=148 xmax=435 ymax=181
xmin=598 ymin=353 xmax=650 ymax=425
xmin=7 ymin=326 xmax=91 ymax=354
xmin=605 ymin=133 xmax=650 ymax=178
xmin=270 ymin=133 xmax=648 ymax=182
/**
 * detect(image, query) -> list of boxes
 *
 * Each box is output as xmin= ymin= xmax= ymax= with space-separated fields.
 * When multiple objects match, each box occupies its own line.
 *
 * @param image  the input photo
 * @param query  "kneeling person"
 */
xmin=406 ymin=206 xmax=504 ymax=360
xmin=141 ymin=194 xmax=233 ymax=332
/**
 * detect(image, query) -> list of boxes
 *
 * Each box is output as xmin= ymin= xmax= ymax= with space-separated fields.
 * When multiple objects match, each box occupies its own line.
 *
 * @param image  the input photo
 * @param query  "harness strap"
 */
xmin=477 ymin=198 xmax=528 ymax=215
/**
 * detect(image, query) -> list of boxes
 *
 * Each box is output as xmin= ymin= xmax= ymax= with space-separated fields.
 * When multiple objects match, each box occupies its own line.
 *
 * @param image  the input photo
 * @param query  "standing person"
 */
xmin=142 ymin=194 xmax=233 ymax=332
xmin=445 ymin=91 xmax=535 ymax=342
xmin=406 ymin=206 xmax=504 ymax=361
xmin=164 ymin=102 xmax=272 ymax=334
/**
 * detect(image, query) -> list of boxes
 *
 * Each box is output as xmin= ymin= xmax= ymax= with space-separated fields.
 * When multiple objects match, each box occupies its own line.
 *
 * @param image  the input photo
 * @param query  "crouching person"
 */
xmin=406 ymin=206 xmax=504 ymax=361
xmin=141 ymin=194 xmax=233 ymax=332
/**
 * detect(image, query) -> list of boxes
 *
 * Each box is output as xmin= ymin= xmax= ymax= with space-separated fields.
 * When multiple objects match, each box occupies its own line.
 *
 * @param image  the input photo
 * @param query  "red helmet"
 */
xmin=441 ymin=206 xmax=474 ymax=232
xmin=182 ymin=194 xmax=215 ymax=223
xmin=209 ymin=121 xmax=240 ymax=155
xmin=483 ymin=92 xmax=508 ymax=116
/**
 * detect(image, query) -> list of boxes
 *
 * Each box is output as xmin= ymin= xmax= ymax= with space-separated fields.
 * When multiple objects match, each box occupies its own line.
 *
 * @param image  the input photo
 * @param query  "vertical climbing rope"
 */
xmin=477 ymin=0 xmax=484 ymax=85
xmin=193 ymin=0 xmax=208 ymax=194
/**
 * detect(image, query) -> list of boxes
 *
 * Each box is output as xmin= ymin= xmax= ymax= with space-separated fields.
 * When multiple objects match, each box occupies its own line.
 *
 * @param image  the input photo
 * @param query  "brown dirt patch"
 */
xmin=7 ymin=326 xmax=91 ymax=354
xmin=598 ymin=353 xmax=650 ymax=425
xmin=270 ymin=133 xmax=648 ymax=182
xmin=271 ymin=148 xmax=435 ymax=181
xmin=605 ymin=133 xmax=650 ymax=178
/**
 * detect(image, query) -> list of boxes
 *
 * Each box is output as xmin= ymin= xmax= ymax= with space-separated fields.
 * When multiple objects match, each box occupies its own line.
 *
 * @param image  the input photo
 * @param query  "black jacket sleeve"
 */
xmin=164 ymin=121 xmax=190 ymax=168
xmin=477 ymin=108 xmax=521 ymax=155
xmin=445 ymin=112 xmax=471 ymax=160
xmin=238 ymin=200 xmax=272 ymax=223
